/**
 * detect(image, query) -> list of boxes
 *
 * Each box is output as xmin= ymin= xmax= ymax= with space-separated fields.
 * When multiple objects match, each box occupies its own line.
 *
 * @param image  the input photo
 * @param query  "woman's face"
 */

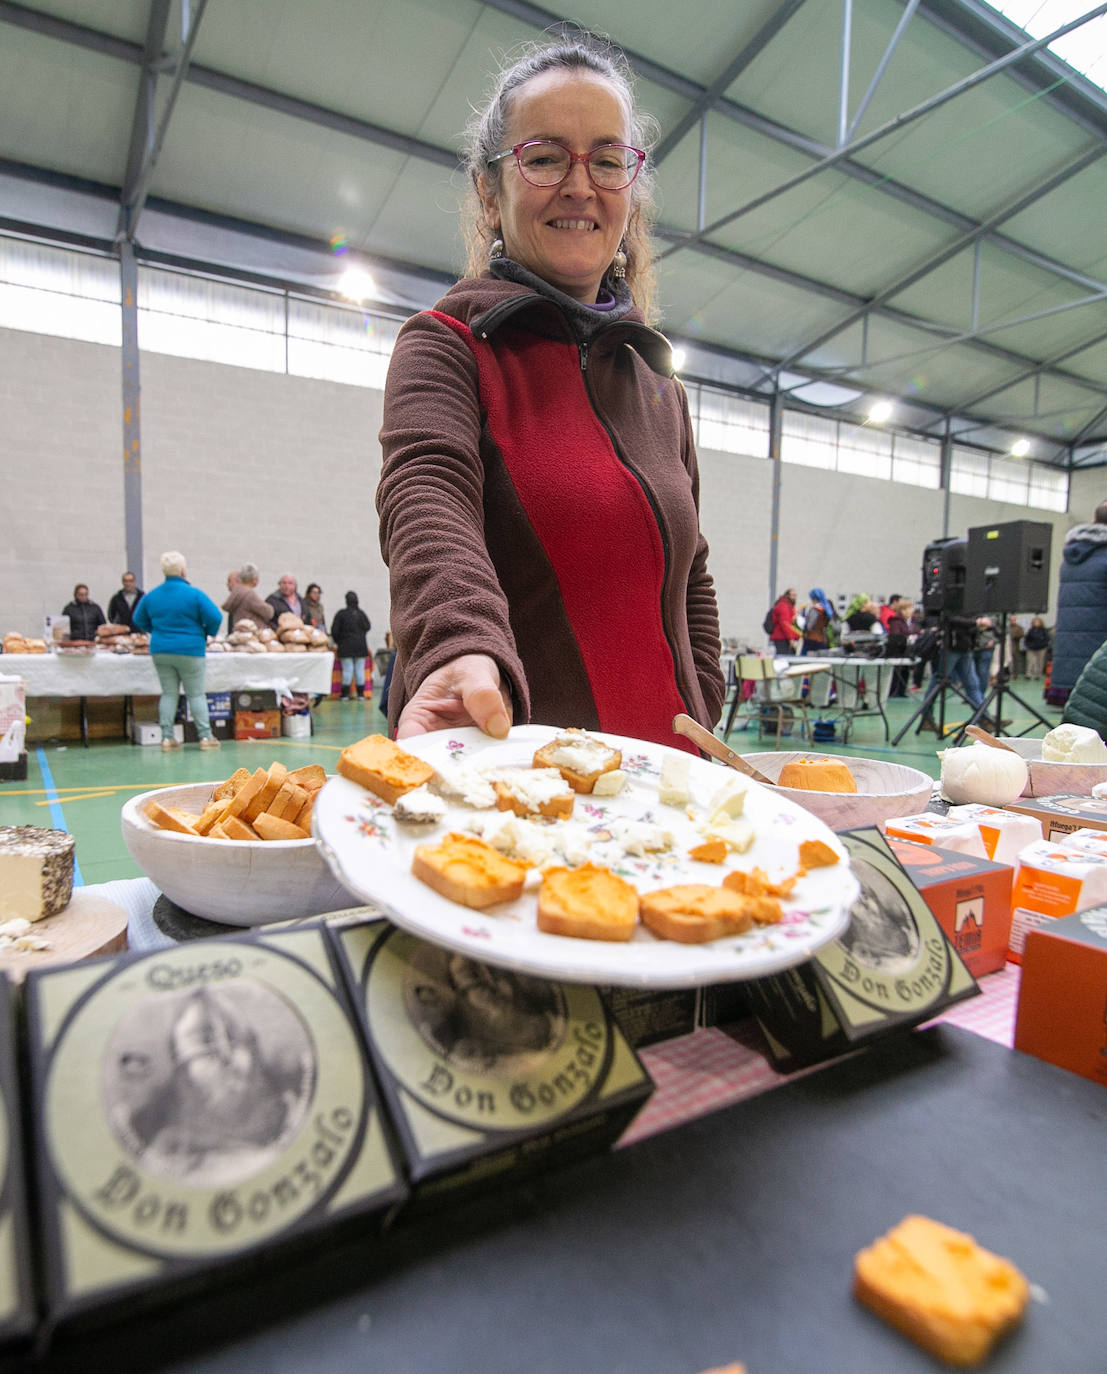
xmin=480 ymin=70 xmax=633 ymax=304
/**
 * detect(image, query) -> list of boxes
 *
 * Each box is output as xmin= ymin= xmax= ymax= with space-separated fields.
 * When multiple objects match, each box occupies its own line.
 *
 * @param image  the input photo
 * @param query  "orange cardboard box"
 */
xmin=1004 ymin=793 xmax=1107 ymax=843
xmin=887 ymin=837 xmax=1013 ymax=978
xmin=1015 ymin=905 xmax=1107 ymax=1088
xmin=233 ymin=709 xmax=281 ymax=741
xmin=1008 ymin=840 xmax=1107 ymax=965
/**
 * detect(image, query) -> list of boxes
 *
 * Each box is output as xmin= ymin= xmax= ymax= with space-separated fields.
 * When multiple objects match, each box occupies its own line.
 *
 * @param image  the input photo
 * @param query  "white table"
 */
xmin=774 ymin=656 xmax=915 ymax=742
xmin=0 ymin=651 xmax=334 ymax=745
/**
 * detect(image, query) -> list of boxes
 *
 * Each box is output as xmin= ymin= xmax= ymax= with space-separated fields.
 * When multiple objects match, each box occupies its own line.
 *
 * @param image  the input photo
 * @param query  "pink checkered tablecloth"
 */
xmin=619 ymin=964 xmax=1021 ymax=1148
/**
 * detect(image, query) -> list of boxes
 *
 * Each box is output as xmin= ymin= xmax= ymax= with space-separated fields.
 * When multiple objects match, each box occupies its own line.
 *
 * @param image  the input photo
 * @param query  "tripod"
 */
xmin=953 ymin=611 xmax=1053 ymax=744
xmin=892 ymin=615 xmax=979 ymax=745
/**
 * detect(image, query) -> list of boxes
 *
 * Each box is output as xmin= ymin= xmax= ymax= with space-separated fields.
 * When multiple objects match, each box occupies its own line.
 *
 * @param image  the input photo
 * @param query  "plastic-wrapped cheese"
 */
xmin=1009 ymin=838 xmax=1107 ymax=961
xmin=944 ymin=803 xmax=1042 ymax=866
xmin=1057 ymin=827 xmax=1107 ymax=859
xmin=882 ymin=813 xmax=989 ymax=860
xmin=0 ymin=826 xmax=75 ymax=922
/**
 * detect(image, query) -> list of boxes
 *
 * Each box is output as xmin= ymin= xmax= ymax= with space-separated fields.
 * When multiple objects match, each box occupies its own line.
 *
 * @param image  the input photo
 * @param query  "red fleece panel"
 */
xmin=434 ymin=314 xmax=692 ymax=750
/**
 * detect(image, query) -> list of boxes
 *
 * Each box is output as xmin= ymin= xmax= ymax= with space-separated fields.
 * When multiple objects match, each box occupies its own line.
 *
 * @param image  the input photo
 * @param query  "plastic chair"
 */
xmin=723 ymin=656 xmax=809 ymax=746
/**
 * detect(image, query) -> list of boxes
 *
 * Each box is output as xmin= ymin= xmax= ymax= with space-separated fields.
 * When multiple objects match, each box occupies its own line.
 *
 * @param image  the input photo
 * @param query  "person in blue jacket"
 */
xmin=1050 ymin=501 xmax=1107 ymax=704
xmin=133 ymin=551 xmax=223 ymax=751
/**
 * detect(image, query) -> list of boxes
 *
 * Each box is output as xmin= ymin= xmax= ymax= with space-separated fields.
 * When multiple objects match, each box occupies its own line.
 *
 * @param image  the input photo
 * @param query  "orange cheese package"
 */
xmin=1009 ymin=839 xmax=1107 ymax=964
xmin=853 ymin=1214 xmax=1029 ymax=1366
xmin=1015 ymin=904 xmax=1107 ymax=1085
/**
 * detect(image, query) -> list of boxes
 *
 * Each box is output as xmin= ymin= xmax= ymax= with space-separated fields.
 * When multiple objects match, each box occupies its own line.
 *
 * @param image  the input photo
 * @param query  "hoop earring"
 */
xmin=489 ymin=237 xmax=505 ymax=262
xmin=611 ymin=241 xmax=627 ymax=280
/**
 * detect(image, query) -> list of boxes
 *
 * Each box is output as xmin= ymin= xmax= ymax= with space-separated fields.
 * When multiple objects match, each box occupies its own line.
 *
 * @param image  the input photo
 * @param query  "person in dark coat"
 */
xmin=107 ymin=571 xmax=144 ymax=628
xmin=1050 ymin=501 xmax=1107 ymax=702
xmin=1062 ymin=638 xmax=1107 ymax=741
xmin=61 ymin=584 xmax=105 ymax=641
xmin=330 ymin=592 xmax=372 ymax=701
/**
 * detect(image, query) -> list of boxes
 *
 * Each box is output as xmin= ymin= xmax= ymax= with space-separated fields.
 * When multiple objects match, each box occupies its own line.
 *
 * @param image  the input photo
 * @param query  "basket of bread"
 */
xmin=121 ymin=762 xmax=354 ymax=924
xmin=2 ymin=632 xmax=48 ymax=655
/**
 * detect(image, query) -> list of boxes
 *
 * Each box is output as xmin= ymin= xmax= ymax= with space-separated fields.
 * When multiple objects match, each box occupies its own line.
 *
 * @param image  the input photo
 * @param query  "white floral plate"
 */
xmin=312 ymin=726 xmax=859 ymax=989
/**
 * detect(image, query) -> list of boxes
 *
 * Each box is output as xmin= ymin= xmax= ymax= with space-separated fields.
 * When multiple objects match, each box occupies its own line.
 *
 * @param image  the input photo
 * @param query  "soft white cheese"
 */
xmin=698 ymin=816 xmax=756 ymax=853
xmin=605 ymin=818 xmax=674 ymax=856
xmin=1041 ymin=723 xmax=1107 ymax=763
xmin=658 ymin=754 xmax=691 ymax=806
xmin=392 ymin=786 xmax=449 ymax=825
xmin=487 ymin=766 xmax=574 ymax=811
xmin=546 ymin=733 xmax=617 ymax=776
xmin=706 ymin=777 xmax=749 ymax=821
xmin=429 ymin=760 xmax=497 ymax=809
xmin=591 ymin=769 xmax=626 ymax=797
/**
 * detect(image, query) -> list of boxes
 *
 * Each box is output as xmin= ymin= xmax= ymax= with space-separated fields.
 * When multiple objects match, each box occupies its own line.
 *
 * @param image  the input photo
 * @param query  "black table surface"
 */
xmin=14 ymin=1026 xmax=1107 ymax=1374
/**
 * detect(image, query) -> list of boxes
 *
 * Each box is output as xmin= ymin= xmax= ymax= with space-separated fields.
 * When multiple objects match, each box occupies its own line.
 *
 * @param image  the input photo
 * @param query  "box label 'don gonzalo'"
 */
xmin=42 ymin=941 xmax=370 ymax=1260
xmin=364 ymin=928 xmax=614 ymax=1131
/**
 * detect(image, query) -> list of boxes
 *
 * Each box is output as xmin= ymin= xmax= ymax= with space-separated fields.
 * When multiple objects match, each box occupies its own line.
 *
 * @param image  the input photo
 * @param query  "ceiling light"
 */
xmin=1011 ymin=438 xmax=1031 ymax=457
xmin=338 ymin=267 xmax=375 ymax=303
xmin=671 ymin=347 xmax=686 ymax=372
xmin=868 ymin=400 xmax=893 ymax=424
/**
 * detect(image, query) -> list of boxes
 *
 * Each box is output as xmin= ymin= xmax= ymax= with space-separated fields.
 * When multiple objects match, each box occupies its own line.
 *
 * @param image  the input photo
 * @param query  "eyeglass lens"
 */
xmin=517 ymin=142 xmax=640 ymax=189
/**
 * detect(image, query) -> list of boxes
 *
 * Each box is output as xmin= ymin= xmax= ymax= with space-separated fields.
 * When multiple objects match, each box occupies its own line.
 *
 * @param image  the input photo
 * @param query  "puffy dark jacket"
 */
xmin=1052 ymin=523 xmax=1107 ymax=692
xmin=62 ymin=599 xmax=105 ymax=641
xmin=331 ymin=607 xmax=370 ymax=660
xmin=1062 ymin=638 xmax=1107 ymax=740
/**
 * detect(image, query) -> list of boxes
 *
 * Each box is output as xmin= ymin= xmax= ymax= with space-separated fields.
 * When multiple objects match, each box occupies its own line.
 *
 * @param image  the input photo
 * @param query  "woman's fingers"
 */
xmin=395 ymin=655 xmax=513 ymax=740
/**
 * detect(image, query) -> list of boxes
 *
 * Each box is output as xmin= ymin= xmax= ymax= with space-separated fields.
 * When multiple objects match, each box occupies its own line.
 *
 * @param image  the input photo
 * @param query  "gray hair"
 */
xmin=460 ymin=33 xmax=660 ymax=322
xmin=160 ymin=550 xmax=187 ymax=578
xmin=239 ymin=562 xmax=259 ymax=584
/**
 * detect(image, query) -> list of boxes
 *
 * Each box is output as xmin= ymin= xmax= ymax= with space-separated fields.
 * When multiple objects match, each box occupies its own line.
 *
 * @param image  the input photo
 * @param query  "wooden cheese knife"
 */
xmin=672 ymin=714 xmax=775 ymax=786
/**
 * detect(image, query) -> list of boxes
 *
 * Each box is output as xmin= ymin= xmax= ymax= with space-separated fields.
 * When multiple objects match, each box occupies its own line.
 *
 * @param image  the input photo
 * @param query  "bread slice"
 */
xmin=213 ymin=767 xmax=251 ymax=801
xmin=223 ymin=767 xmax=268 ymax=818
xmin=268 ymin=780 xmax=308 ymax=821
xmin=338 ymin=733 xmax=434 ymax=804
xmin=532 ymin=729 xmax=621 ymax=794
xmin=639 ymin=885 xmax=755 ymax=944
xmin=221 ymin=814 xmax=261 ymax=842
xmin=244 ymin=762 xmax=288 ymax=822
xmin=411 ymin=833 xmax=526 ymax=909
xmin=853 ymin=1215 xmax=1029 ymax=1367
xmin=537 ymin=864 xmax=638 ymax=941
xmin=144 ymin=801 xmax=199 ymax=836
xmin=287 ymin=764 xmax=326 ymax=791
xmin=252 ymin=812 xmax=310 ymax=841
xmin=492 ymin=767 xmax=574 ymax=820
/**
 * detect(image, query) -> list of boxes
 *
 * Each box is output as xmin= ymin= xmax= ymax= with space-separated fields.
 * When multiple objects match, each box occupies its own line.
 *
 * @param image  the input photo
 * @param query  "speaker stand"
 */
xmin=953 ymin=612 xmax=1053 ymax=744
xmin=892 ymin=633 xmax=978 ymax=744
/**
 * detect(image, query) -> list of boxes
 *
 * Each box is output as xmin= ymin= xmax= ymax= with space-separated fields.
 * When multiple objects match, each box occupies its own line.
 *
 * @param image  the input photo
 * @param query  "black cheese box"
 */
xmin=329 ymin=920 xmax=654 ymax=1214
xmin=0 ymin=977 xmax=35 ymax=1346
xmin=23 ymin=925 xmax=406 ymax=1327
xmin=741 ymin=828 xmax=979 ymax=1071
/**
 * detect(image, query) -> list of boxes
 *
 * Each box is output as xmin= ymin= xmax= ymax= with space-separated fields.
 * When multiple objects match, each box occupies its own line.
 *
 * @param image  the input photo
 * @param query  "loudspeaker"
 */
xmin=964 ymin=520 xmax=1051 ymax=614
xmin=921 ymin=537 xmax=967 ymax=614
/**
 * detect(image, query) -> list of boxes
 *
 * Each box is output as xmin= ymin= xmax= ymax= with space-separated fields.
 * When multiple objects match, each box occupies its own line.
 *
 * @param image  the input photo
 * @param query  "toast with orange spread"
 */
xmin=537 ymin=864 xmax=639 ymax=941
xmin=639 ymin=884 xmax=756 ymax=943
xmin=338 ymin=733 xmax=434 ymax=804
xmin=411 ymin=833 xmax=527 ymax=909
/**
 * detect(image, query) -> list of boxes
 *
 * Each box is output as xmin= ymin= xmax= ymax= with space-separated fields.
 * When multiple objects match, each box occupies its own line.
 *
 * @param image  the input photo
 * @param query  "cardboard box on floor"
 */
xmin=887 ymin=837 xmax=1013 ymax=978
xmin=1015 ymin=905 xmax=1107 ymax=1088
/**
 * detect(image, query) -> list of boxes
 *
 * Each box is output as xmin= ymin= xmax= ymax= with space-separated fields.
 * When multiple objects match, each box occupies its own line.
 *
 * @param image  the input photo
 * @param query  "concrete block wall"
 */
xmin=0 ymin=323 xmax=1087 ymax=658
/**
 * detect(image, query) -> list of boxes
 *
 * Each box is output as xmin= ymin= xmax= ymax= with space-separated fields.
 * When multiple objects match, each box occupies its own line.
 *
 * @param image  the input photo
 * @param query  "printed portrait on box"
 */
xmin=839 ymin=856 xmax=922 ymax=974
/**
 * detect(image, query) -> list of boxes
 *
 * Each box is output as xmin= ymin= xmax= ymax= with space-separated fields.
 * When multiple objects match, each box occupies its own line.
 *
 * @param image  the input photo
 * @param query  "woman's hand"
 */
xmin=395 ymin=654 xmax=512 ymax=740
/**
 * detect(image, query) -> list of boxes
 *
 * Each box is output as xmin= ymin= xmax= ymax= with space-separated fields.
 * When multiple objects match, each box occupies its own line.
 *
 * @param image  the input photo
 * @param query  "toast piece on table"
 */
xmin=537 ymin=863 xmax=638 ymax=941
xmin=338 ymin=733 xmax=434 ymax=804
xmin=412 ymin=833 xmax=527 ymax=909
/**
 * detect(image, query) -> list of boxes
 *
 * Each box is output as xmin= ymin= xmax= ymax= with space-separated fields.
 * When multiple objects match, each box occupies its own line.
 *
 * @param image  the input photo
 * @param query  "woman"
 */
xmin=1024 ymin=617 xmax=1050 ymax=680
xmin=62 ymin=584 xmax=106 ymax=642
xmin=330 ymin=591 xmax=372 ymax=701
xmin=767 ymin=589 xmax=799 ymax=657
xmin=800 ymin=587 xmax=833 ymax=656
xmin=377 ymin=35 xmax=723 ymax=750
xmin=302 ymin=583 xmax=327 ymax=631
xmin=132 ymin=551 xmax=223 ymax=751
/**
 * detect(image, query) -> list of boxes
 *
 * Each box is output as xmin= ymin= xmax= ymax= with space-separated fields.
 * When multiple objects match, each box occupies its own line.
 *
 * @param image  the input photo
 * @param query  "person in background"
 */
xmin=1024 ymin=617 xmax=1050 ymax=680
xmin=377 ymin=34 xmax=722 ymax=747
xmin=222 ymin=563 xmax=274 ymax=632
xmin=878 ymin=594 xmax=899 ymax=631
xmin=884 ymin=597 xmax=910 ymax=697
xmin=266 ymin=574 xmax=303 ymax=623
xmin=1060 ymin=638 xmax=1107 ymax=741
xmin=1050 ymin=500 xmax=1107 ymax=705
xmin=844 ymin=593 xmax=878 ymax=632
xmin=330 ymin=592 xmax=372 ymax=701
xmin=107 ymin=571 xmax=144 ymax=629
xmin=62 ymin=584 xmax=105 ymax=641
xmin=973 ymin=616 xmax=999 ymax=694
xmin=1007 ymin=615 xmax=1026 ymax=679
xmin=800 ymin=587 xmax=833 ymax=656
xmin=133 ymin=551 xmax=223 ymax=751
xmin=769 ymin=588 xmax=799 ymax=656
xmin=302 ymin=583 xmax=327 ymax=630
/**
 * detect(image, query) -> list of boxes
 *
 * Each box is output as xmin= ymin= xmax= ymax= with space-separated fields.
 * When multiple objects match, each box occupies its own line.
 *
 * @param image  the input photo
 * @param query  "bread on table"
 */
xmin=411 ymin=833 xmax=527 ymax=909
xmin=777 ymin=757 xmax=858 ymax=793
xmin=338 ymin=733 xmax=434 ymax=804
xmin=639 ymin=885 xmax=755 ymax=943
xmin=853 ymin=1214 xmax=1029 ymax=1367
xmin=537 ymin=864 xmax=639 ymax=941
xmin=532 ymin=728 xmax=622 ymax=794
xmin=492 ymin=767 xmax=575 ymax=820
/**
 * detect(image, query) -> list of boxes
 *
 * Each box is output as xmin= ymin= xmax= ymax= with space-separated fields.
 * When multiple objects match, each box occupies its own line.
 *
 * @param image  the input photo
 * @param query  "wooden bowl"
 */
xmin=741 ymin=752 xmax=934 ymax=831
xmin=121 ymin=782 xmax=354 ymax=925
xmin=998 ymin=737 xmax=1107 ymax=798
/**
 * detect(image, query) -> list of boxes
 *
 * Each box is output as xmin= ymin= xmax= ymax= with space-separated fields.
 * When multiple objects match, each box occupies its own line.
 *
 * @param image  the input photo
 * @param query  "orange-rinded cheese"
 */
xmin=853 ymin=1215 xmax=1029 ymax=1367
xmin=412 ymin=833 xmax=527 ymax=909
xmin=337 ymin=733 xmax=434 ymax=804
xmin=777 ymin=757 xmax=858 ymax=793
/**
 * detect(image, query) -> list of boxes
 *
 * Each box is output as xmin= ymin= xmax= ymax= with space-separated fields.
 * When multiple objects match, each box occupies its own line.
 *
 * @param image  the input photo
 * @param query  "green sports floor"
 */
xmin=0 ymin=680 xmax=1063 ymax=890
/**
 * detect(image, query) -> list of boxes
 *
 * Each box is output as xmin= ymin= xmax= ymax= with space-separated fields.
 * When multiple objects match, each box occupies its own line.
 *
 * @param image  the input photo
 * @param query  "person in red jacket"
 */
xmin=769 ymin=590 xmax=799 ymax=656
xmin=378 ymin=34 xmax=723 ymax=751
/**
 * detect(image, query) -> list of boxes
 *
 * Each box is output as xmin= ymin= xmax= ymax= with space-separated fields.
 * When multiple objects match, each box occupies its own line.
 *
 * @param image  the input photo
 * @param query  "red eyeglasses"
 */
xmin=488 ymin=140 xmax=646 ymax=191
